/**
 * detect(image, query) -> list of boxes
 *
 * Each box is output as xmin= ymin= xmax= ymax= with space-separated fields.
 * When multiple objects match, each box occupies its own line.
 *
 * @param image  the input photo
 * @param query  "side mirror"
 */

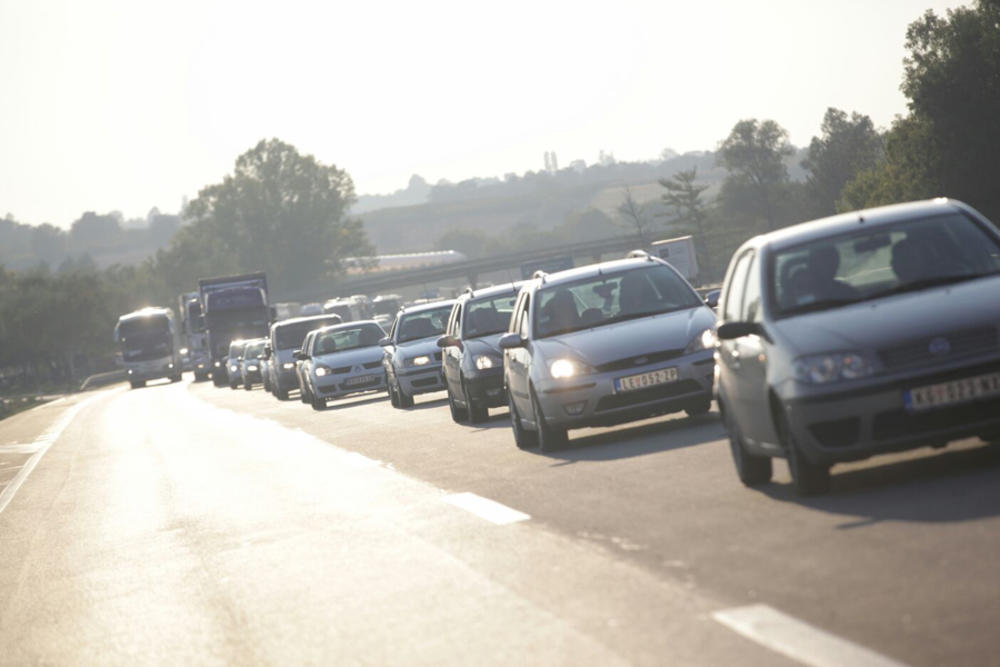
xmin=292 ymin=350 xmax=306 ymax=361
xmin=704 ymin=290 xmax=721 ymax=309
xmin=716 ymin=321 xmax=763 ymax=340
xmin=498 ymin=332 xmax=526 ymax=350
xmin=262 ymin=345 xmax=272 ymax=359
xmin=378 ymin=336 xmax=392 ymax=348
xmin=436 ymin=334 xmax=459 ymax=348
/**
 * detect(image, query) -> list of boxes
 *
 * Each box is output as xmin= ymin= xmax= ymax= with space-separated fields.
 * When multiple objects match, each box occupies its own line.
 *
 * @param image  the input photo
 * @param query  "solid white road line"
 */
xmin=442 ymin=492 xmax=531 ymax=525
xmin=712 ymin=604 xmax=908 ymax=667
xmin=0 ymin=390 xmax=114 ymax=516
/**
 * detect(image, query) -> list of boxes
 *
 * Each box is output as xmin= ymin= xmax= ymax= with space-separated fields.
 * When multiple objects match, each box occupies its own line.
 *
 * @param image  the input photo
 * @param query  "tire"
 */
xmin=777 ymin=407 xmax=831 ymax=496
xmin=389 ymin=381 xmax=400 ymax=408
xmin=684 ymin=397 xmax=712 ymax=418
xmin=464 ymin=379 xmax=489 ymax=424
xmin=722 ymin=405 xmax=772 ymax=486
xmin=508 ymin=388 xmax=537 ymax=449
xmin=171 ymin=374 xmax=182 ymax=383
xmin=129 ymin=380 xmax=144 ymax=389
xmin=396 ymin=380 xmax=414 ymax=408
xmin=275 ymin=386 xmax=290 ymax=401
xmin=531 ymin=386 xmax=567 ymax=453
xmin=300 ymin=383 xmax=311 ymax=404
xmin=194 ymin=372 xmax=208 ymax=382
xmin=311 ymin=395 xmax=326 ymax=411
xmin=447 ymin=386 xmax=467 ymax=423
xmin=244 ymin=380 xmax=252 ymax=391
xmin=230 ymin=380 xmax=239 ymax=390
xmin=213 ymin=374 xmax=226 ymax=387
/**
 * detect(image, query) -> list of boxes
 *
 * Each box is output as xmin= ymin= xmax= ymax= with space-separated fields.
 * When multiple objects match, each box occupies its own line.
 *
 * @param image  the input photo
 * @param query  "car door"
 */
xmin=717 ymin=250 xmax=754 ymax=430
xmin=505 ymin=291 xmax=533 ymax=420
xmin=442 ymin=301 xmax=463 ymax=397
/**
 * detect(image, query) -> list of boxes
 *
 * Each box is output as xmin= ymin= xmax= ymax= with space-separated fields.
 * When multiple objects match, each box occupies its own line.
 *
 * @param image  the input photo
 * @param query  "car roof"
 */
xmin=529 ymin=256 xmax=666 ymax=289
xmin=398 ymin=299 xmax=457 ymax=315
xmin=312 ymin=319 xmax=382 ymax=335
xmin=272 ymin=313 xmax=342 ymax=329
xmin=462 ymin=281 xmax=524 ymax=302
xmin=745 ymin=198 xmax=974 ymax=253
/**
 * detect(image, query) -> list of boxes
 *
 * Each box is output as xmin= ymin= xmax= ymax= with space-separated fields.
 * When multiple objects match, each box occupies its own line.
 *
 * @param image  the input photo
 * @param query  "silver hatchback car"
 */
xmin=499 ymin=253 xmax=717 ymax=451
xmin=715 ymin=198 xmax=1000 ymax=495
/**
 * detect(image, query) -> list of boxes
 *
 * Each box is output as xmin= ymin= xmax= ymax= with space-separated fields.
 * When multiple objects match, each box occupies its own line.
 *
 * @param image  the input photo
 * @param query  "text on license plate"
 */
xmin=904 ymin=371 xmax=1000 ymax=411
xmin=344 ymin=374 xmax=379 ymax=387
xmin=615 ymin=367 xmax=678 ymax=393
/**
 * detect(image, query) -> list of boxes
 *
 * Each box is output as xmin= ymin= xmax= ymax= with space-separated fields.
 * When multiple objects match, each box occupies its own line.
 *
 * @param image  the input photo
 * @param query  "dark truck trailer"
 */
xmin=198 ymin=272 xmax=271 ymax=387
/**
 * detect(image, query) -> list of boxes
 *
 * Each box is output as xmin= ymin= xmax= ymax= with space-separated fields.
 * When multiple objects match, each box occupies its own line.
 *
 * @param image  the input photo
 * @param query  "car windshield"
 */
xmin=770 ymin=212 xmax=1000 ymax=318
xmin=534 ymin=264 xmax=702 ymax=338
xmin=464 ymin=294 xmax=517 ymax=338
xmin=244 ymin=341 xmax=265 ymax=358
xmin=312 ymin=323 xmax=385 ymax=355
xmin=274 ymin=317 xmax=342 ymax=349
xmin=396 ymin=305 xmax=452 ymax=343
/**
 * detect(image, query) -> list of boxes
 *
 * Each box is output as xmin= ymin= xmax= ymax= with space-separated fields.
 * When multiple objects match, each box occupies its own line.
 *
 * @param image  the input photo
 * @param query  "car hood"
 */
xmin=395 ymin=337 xmax=441 ymax=360
xmin=534 ymin=307 xmax=715 ymax=366
xmin=463 ymin=333 xmax=504 ymax=357
xmin=772 ymin=277 xmax=1000 ymax=355
xmin=313 ymin=346 xmax=384 ymax=368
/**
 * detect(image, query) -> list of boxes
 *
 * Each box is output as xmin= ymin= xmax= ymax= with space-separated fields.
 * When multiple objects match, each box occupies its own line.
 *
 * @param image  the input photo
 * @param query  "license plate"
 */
xmin=615 ymin=367 xmax=678 ymax=393
xmin=344 ymin=374 xmax=379 ymax=387
xmin=904 ymin=371 xmax=1000 ymax=411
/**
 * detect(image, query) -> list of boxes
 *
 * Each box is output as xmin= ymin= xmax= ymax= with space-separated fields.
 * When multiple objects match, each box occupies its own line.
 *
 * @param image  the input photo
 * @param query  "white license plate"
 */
xmin=904 ymin=371 xmax=1000 ymax=411
xmin=344 ymin=374 xmax=379 ymax=387
xmin=615 ymin=367 xmax=678 ymax=393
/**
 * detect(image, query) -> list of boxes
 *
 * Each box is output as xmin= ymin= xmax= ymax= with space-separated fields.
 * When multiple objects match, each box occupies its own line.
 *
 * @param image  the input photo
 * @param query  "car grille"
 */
xmin=595 ymin=349 xmax=685 ymax=374
xmin=594 ymin=380 xmax=701 ymax=412
xmin=872 ymin=396 xmax=1000 ymax=441
xmin=412 ymin=377 xmax=440 ymax=388
xmin=878 ymin=327 xmax=997 ymax=370
xmin=808 ymin=418 xmax=860 ymax=448
xmin=332 ymin=366 xmax=352 ymax=374
xmin=363 ymin=361 xmax=383 ymax=369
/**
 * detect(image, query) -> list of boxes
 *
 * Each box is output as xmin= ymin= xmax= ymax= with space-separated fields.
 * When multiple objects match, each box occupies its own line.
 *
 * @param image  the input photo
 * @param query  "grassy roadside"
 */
xmin=0 ymin=395 xmax=53 ymax=420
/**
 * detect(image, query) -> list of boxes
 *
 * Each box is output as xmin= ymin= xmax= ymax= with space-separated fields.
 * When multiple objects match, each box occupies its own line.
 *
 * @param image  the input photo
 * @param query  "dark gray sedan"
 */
xmin=715 ymin=198 xmax=1000 ymax=495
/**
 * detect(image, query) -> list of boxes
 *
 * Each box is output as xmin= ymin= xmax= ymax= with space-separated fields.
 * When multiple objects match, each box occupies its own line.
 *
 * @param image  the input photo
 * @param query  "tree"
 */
xmin=616 ymin=185 xmax=654 ymax=246
xmin=901 ymin=1 xmax=1000 ymax=220
xmin=659 ymin=167 xmax=712 ymax=273
xmin=717 ymin=119 xmax=794 ymax=230
xmin=801 ymin=108 xmax=884 ymax=215
xmin=69 ymin=212 xmax=122 ymax=247
xmin=175 ymin=139 xmax=371 ymax=297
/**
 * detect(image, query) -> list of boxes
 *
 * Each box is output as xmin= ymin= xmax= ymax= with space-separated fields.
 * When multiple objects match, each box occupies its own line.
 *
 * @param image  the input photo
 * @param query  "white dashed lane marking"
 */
xmin=442 ymin=492 xmax=531 ymax=525
xmin=713 ymin=604 xmax=908 ymax=667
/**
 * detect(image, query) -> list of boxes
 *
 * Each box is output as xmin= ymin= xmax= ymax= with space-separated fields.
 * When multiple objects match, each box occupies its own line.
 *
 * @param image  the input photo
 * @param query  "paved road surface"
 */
xmin=1 ymin=378 xmax=998 ymax=665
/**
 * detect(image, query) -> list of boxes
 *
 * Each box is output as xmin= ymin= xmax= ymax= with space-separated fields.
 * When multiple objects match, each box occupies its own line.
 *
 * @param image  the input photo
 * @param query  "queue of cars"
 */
xmin=211 ymin=198 xmax=1000 ymax=496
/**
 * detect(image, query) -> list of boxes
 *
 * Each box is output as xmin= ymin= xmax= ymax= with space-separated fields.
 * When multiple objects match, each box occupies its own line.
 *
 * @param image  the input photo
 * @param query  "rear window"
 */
xmin=274 ymin=316 xmax=343 ymax=350
xmin=396 ymin=305 xmax=452 ymax=343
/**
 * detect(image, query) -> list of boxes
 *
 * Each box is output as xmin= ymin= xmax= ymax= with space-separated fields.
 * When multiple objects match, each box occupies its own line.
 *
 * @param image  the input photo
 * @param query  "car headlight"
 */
xmin=474 ymin=355 xmax=500 ymax=370
xmin=230 ymin=364 xmax=239 ymax=372
xmin=315 ymin=366 xmax=330 ymax=377
xmin=214 ymin=361 xmax=221 ymax=368
xmin=247 ymin=364 xmax=258 ymax=372
xmin=179 ymin=348 xmax=189 ymax=356
xmin=412 ymin=355 xmax=431 ymax=366
xmin=282 ymin=362 xmax=296 ymax=370
xmin=549 ymin=358 xmax=592 ymax=379
xmin=684 ymin=328 xmax=716 ymax=354
xmin=793 ymin=352 xmax=872 ymax=384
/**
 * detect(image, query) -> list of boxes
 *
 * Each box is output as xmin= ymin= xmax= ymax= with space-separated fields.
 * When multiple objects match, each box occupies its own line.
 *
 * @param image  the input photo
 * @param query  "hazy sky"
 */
xmin=1 ymin=0 xmax=965 ymax=227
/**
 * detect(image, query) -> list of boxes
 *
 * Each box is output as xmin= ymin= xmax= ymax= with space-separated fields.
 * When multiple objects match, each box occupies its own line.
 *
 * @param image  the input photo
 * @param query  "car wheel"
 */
xmin=213 ymin=374 xmax=226 ymax=387
xmin=388 ymin=381 xmax=400 ymax=408
xmin=171 ymin=374 xmax=182 ymax=383
xmin=508 ymin=388 xmax=537 ymax=449
xmin=275 ymin=386 xmax=290 ymax=401
xmin=396 ymin=381 xmax=414 ymax=408
xmin=722 ymin=405 xmax=772 ymax=486
xmin=684 ymin=398 xmax=712 ymax=418
xmin=464 ymin=379 xmax=489 ymax=424
xmin=300 ymin=384 xmax=311 ymax=404
xmin=447 ymin=386 xmax=467 ymax=423
xmin=244 ymin=380 xmax=252 ymax=391
xmin=777 ymin=407 xmax=831 ymax=496
xmin=129 ymin=380 xmax=143 ymax=389
xmin=311 ymin=395 xmax=326 ymax=411
xmin=229 ymin=380 xmax=239 ymax=390
xmin=531 ymin=386 xmax=567 ymax=453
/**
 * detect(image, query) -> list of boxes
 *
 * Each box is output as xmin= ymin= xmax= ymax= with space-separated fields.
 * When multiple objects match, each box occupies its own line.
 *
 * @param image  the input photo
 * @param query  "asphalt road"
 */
xmin=1 ymin=377 xmax=998 ymax=666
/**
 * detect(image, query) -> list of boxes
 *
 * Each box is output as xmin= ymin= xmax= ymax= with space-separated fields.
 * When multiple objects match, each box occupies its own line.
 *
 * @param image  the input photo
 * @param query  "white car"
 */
xmin=296 ymin=321 xmax=388 ymax=410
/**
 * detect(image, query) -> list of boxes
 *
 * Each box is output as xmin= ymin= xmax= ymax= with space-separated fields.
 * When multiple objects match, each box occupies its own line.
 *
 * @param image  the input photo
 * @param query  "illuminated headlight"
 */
xmin=179 ymin=348 xmax=189 ymax=355
xmin=412 ymin=355 xmax=431 ymax=366
xmin=230 ymin=364 xmax=239 ymax=372
xmin=793 ymin=352 xmax=872 ymax=384
xmin=282 ymin=362 xmax=296 ymax=370
xmin=315 ymin=366 xmax=330 ymax=377
xmin=247 ymin=365 xmax=258 ymax=372
xmin=197 ymin=363 xmax=206 ymax=369
xmin=474 ymin=355 xmax=500 ymax=370
xmin=549 ymin=358 xmax=592 ymax=379
xmin=685 ymin=328 xmax=716 ymax=354
xmin=168 ymin=363 xmax=174 ymax=369
xmin=127 ymin=369 xmax=133 ymax=375
xmin=214 ymin=361 xmax=221 ymax=368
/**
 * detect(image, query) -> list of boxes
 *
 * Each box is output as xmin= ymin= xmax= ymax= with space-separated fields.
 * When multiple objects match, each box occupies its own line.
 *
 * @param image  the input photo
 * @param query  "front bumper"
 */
xmin=126 ymin=359 xmax=178 ymax=382
xmin=535 ymin=350 xmax=715 ymax=429
xmin=316 ymin=370 xmax=387 ymax=399
xmin=397 ymin=363 xmax=446 ymax=396
xmin=781 ymin=357 xmax=1000 ymax=466
xmin=464 ymin=369 xmax=506 ymax=407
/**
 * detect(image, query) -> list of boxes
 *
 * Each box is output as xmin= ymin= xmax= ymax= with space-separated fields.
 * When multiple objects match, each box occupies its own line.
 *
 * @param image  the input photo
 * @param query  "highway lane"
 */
xmin=1 ymin=378 xmax=998 ymax=665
